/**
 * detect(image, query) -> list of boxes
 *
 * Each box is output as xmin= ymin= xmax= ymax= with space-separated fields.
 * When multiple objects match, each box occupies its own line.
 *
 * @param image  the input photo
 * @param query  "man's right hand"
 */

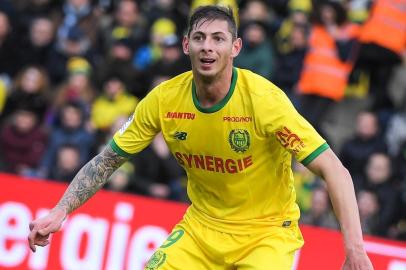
xmin=28 ymin=207 xmax=67 ymax=252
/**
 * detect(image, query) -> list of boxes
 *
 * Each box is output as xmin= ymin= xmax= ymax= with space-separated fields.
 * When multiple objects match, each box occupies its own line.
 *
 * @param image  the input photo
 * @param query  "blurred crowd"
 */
xmin=0 ymin=0 xmax=405 ymax=240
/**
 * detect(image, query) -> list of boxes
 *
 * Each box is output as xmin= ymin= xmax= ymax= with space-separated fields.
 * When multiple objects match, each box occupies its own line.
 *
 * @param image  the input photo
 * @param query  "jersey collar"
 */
xmin=192 ymin=67 xmax=238 ymax=113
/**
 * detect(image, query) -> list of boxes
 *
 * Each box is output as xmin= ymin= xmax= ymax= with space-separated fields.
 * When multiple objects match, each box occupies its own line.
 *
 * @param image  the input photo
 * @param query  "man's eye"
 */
xmin=193 ymin=36 xmax=202 ymax=41
xmin=214 ymin=36 xmax=224 ymax=42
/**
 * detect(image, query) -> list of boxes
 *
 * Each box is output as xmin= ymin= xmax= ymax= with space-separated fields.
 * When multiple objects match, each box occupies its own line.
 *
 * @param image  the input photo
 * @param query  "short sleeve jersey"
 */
xmin=111 ymin=68 xmax=328 ymax=232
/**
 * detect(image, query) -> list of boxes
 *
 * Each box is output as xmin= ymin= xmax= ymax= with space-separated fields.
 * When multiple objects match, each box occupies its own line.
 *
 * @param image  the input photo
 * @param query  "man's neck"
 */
xmin=193 ymin=66 xmax=233 ymax=108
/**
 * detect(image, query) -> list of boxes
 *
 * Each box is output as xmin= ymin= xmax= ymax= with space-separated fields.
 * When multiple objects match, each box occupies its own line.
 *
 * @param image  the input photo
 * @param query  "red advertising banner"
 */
xmin=0 ymin=173 xmax=405 ymax=270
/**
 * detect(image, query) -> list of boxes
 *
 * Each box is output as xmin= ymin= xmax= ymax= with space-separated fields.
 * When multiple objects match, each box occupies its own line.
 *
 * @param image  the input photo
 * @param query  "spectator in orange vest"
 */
xmin=355 ymin=0 xmax=406 ymax=112
xmin=297 ymin=1 xmax=359 ymax=137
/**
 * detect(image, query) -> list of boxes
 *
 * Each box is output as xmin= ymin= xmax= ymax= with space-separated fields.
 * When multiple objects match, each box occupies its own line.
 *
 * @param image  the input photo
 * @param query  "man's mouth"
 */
xmin=200 ymin=58 xmax=216 ymax=64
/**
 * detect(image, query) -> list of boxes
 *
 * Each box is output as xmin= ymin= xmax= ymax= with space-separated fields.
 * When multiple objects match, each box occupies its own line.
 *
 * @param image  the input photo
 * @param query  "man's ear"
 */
xmin=231 ymin=37 xmax=242 ymax=58
xmin=182 ymin=36 xmax=189 ymax=55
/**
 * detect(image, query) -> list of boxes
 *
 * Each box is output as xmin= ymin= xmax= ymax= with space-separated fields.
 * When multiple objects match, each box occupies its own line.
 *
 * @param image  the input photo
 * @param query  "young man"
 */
xmin=28 ymin=6 xmax=373 ymax=270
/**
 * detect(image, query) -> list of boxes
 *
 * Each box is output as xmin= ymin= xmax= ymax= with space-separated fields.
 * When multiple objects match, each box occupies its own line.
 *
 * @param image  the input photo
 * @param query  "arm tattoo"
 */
xmin=56 ymin=145 xmax=128 ymax=214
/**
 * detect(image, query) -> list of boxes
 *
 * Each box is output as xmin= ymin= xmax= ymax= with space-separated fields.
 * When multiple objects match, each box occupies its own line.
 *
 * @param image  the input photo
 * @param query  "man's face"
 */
xmin=58 ymin=147 xmax=80 ymax=172
xmin=117 ymin=0 xmax=138 ymax=27
xmin=183 ymin=19 xmax=241 ymax=78
xmin=31 ymin=18 xmax=54 ymax=47
xmin=62 ymin=106 xmax=82 ymax=129
xmin=356 ymin=112 xmax=377 ymax=139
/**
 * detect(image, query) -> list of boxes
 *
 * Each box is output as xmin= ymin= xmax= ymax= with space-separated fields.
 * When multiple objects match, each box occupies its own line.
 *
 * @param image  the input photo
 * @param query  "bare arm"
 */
xmin=28 ymin=144 xmax=128 ymax=252
xmin=306 ymin=148 xmax=373 ymax=269
xmin=56 ymin=144 xmax=128 ymax=214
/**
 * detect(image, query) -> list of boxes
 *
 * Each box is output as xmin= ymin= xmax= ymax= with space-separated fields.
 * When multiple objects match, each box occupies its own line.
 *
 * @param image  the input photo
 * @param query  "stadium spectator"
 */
xmin=297 ymin=1 xmax=360 ymax=136
xmin=38 ymin=101 xmax=95 ymax=178
xmin=273 ymin=11 xmax=309 ymax=102
xmin=48 ymin=143 xmax=82 ymax=182
xmin=50 ymin=57 xmax=95 ymax=125
xmin=95 ymin=36 xmax=145 ymax=98
xmin=239 ymin=0 xmax=272 ymax=26
xmin=355 ymin=0 xmax=406 ymax=112
xmin=300 ymin=185 xmax=339 ymax=230
xmin=17 ymin=17 xmax=56 ymax=70
xmin=234 ymin=20 xmax=274 ymax=79
xmin=96 ymin=0 xmax=147 ymax=57
xmin=340 ymin=111 xmax=387 ymax=190
xmin=56 ymin=0 xmax=98 ymax=47
xmin=357 ymin=189 xmax=381 ymax=236
xmin=2 ymin=65 xmax=50 ymax=122
xmin=91 ymin=75 xmax=138 ymax=132
xmin=133 ymin=17 xmax=177 ymax=71
xmin=48 ymin=25 xmax=96 ymax=84
xmin=0 ymin=108 xmax=47 ymax=175
xmin=363 ymin=152 xmax=401 ymax=237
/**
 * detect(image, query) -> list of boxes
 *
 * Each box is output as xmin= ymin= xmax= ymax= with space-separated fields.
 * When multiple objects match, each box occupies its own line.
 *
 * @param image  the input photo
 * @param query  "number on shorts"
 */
xmin=160 ymin=229 xmax=184 ymax=248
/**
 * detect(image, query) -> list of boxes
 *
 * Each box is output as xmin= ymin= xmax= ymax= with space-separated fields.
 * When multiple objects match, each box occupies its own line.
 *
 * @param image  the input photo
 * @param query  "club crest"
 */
xmin=229 ymin=129 xmax=250 ymax=153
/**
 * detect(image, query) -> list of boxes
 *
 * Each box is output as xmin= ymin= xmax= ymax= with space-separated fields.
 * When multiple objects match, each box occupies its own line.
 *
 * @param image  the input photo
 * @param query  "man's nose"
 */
xmin=201 ymin=38 xmax=213 ymax=52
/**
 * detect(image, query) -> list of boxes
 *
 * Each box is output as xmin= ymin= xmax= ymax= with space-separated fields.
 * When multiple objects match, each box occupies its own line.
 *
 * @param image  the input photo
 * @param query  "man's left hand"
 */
xmin=342 ymin=249 xmax=374 ymax=270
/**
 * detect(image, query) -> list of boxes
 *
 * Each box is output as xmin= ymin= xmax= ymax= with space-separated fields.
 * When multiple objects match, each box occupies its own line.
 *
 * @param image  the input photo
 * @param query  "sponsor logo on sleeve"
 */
xmin=119 ymin=114 xmax=134 ymax=135
xmin=275 ymin=127 xmax=305 ymax=153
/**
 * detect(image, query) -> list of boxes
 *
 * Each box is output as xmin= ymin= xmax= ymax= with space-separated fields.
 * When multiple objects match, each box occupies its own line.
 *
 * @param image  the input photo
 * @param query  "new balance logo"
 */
xmin=282 ymin=220 xmax=292 ymax=227
xmin=174 ymin=131 xmax=187 ymax=140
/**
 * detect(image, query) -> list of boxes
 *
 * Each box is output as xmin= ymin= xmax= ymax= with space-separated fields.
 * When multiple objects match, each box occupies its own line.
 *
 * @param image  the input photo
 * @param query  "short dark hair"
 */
xmin=312 ymin=2 xmax=347 ymax=26
xmin=187 ymin=5 xmax=237 ymax=40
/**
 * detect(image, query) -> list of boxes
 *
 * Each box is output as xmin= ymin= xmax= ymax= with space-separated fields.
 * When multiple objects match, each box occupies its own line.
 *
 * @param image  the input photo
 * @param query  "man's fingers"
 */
xmin=37 ymin=233 xmax=50 ymax=241
xmin=28 ymin=211 xmax=65 ymax=253
xmin=28 ymin=229 xmax=52 ymax=252
xmin=38 ymin=228 xmax=51 ymax=237
xmin=38 ymin=221 xmax=60 ymax=236
xmin=35 ymin=240 xmax=50 ymax=247
xmin=28 ymin=228 xmax=38 ymax=252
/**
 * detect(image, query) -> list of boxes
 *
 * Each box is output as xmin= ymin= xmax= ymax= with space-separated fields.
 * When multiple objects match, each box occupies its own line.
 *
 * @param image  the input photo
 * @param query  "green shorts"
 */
xmin=145 ymin=214 xmax=304 ymax=270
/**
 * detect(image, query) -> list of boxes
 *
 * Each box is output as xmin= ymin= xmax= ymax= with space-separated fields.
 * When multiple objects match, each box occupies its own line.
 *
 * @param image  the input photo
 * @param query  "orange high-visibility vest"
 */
xmin=298 ymin=24 xmax=359 ymax=101
xmin=359 ymin=0 xmax=406 ymax=55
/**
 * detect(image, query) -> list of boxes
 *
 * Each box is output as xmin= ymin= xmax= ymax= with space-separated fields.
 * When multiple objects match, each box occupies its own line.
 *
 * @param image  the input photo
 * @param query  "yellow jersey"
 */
xmin=91 ymin=92 xmax=139 ymax=130
xmin=111 ymin=67 xmax=328 ymax=233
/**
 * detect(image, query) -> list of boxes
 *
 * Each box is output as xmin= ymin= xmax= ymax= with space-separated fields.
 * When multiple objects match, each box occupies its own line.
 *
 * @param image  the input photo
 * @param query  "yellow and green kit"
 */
xmin=111 ymin=67 xmax=328 ymax=269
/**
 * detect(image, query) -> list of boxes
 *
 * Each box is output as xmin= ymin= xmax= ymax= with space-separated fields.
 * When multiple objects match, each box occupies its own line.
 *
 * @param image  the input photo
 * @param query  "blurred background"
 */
xmin=0 ymin=0 xmax=405 ymax=244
